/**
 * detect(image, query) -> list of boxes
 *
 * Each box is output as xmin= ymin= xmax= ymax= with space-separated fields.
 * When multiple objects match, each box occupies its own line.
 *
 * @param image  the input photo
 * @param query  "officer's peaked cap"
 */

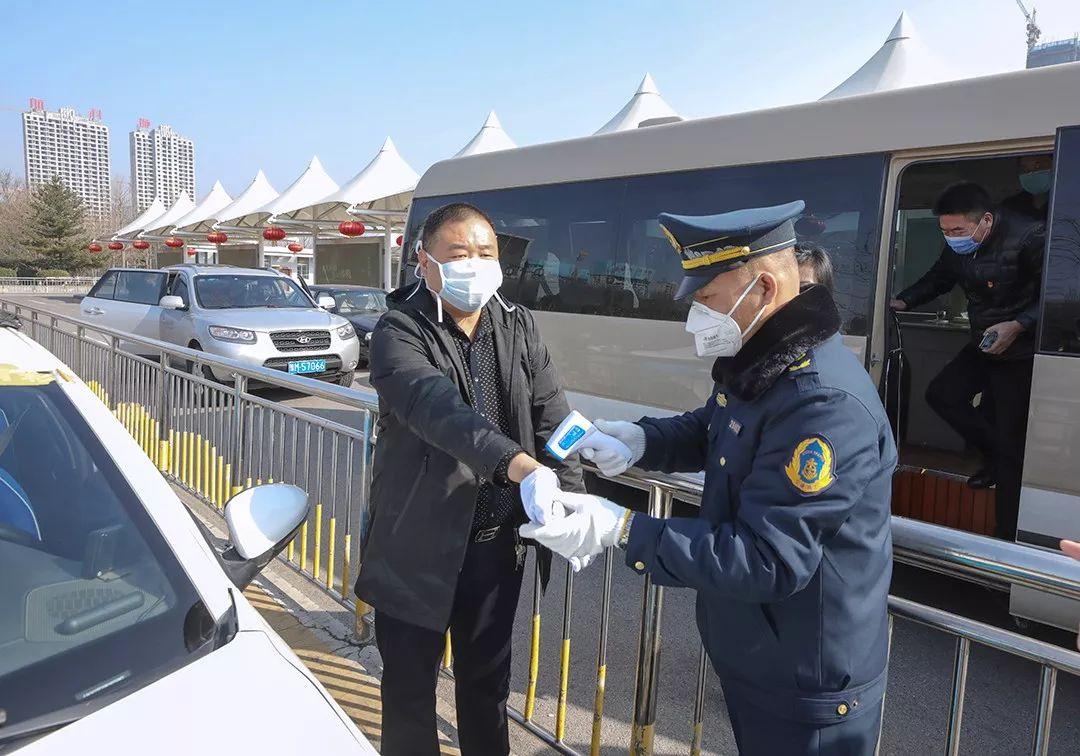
xmin=660 ymin=200 xmax=805 ymax=299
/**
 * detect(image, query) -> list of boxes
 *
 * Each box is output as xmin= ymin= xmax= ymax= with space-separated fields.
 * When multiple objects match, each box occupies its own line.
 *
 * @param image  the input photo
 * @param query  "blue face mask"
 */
xmin=1019 ymin=169 xmax=1051 ymax=196
xmin=943 ymin=217 xmax=988 ymax=256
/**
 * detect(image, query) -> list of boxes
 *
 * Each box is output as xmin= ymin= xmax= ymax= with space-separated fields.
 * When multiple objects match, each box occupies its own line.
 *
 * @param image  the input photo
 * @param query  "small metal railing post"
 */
xmin=231 ymin=374 xmax=248 ymax=492
xmin=106 ymin=335 xmax=119 ymax=408
xmin=629 ymin=484 xmax=673 ymax=756
xmin=74 ymin=325 xmax=85 ymax=374
xmin=1031 ymin=665 xmax=1057 ymax=756
xmin=945 ymin=636 xmax=971 ymax=755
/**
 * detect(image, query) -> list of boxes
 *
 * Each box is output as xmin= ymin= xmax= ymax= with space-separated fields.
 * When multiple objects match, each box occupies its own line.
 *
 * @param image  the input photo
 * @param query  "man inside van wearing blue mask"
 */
xmin=1003 ymin=153 xmax=1053 ymax=221
xmin=355 ymin=202 xmax=584 ymax=755
xmin=890 ymin=181 xmax=1045 ymax=540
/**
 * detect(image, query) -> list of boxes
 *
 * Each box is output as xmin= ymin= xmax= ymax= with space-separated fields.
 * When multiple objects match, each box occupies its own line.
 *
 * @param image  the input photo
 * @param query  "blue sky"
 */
xmin=2 ymin=0 xmax=1078 ymax=199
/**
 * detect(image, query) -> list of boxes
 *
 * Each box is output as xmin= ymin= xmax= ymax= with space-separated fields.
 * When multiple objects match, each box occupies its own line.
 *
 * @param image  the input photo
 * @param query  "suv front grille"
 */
xmin=271 ymin=329 xmax=331 ymax=352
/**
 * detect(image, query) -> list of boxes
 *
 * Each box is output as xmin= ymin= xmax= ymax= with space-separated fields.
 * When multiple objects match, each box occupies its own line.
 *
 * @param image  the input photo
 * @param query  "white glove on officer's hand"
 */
xmin=519 ymin=491 xmax=626 ymax=565
xmin=520 ymin=466 xmax=563 ymax=525
xmin=578 ymin=420 xmax=646 ymax=477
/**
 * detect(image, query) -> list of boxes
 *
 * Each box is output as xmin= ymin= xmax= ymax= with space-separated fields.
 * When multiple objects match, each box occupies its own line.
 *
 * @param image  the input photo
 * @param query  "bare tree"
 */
xmin=0 ymin=170 xmax=34 ymax=271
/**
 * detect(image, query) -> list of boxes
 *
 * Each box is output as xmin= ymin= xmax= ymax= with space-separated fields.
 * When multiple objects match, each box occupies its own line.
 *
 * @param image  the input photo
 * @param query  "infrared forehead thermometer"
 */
xmin=545 ymin=410 xmax=595 ymax=461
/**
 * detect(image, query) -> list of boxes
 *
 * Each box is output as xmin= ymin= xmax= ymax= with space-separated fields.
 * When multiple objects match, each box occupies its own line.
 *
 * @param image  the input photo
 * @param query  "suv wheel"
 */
xmin=186 ymin=342 xmax=219 ymax=384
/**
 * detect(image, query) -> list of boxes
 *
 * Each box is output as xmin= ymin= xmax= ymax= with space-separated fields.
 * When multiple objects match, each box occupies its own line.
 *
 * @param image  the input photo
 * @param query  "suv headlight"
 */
xmin=337 ymin=324 xmax=357 ymax=340
xmin=208 ymin=325 xmax=256 ymax=344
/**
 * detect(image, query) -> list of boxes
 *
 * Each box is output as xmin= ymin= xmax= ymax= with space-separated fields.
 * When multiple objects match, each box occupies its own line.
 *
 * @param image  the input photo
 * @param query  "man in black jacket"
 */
xmin=890 ymin=182 xmax=1044 ymax=539
xmin=355 ymin=203 xmax=584 ymax=755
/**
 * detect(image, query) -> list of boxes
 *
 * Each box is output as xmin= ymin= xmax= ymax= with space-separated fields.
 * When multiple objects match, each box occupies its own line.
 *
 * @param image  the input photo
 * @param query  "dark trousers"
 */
xmin=374 ymin=529 xmax=524 ymax=756
xmin=925 ymin=343 xmax=1034 ymax=539
xmin=723 ymin=690 xmax=883 ymax=755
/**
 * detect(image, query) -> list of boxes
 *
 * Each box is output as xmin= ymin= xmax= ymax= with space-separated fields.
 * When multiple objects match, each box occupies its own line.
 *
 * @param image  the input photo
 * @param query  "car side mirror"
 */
xmin=160 ymin=294 xmax=186 ymax=310
xmin=197 ymin=484 xmax=309 ymax=588
xmin=317 ymin=294 xmax=337 ymax=311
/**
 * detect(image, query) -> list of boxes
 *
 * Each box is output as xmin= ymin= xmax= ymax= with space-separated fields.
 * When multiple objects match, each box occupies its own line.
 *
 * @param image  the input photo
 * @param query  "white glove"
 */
xmin=578 ymin=420 xmax=646 ymax=477
xmin=569 ymin=553 xmax=596 ymax=573
xmin=519 ymin=491 xmax=626 ymax=564
xmin=520 ymin=466 xmax=563 ymax=525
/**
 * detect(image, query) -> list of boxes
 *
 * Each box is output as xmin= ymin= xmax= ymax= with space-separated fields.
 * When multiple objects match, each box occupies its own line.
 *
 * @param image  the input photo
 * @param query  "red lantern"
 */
xmin=395 ymin=235 xmax=403 ymax=246
xmin=187 ymin=247 xmax=197 ymax=257
xmin=164 ymin=237 xmax=184 ymax=249
xmin=108 ymin=241 xmax=124 ymax=251
xmin=262 ymin=226 xmax=286 ymax=246
xmin=207 ymin=231 xmax=228 ymax=244
xmin=338 ymin=221 xmax=365 ymax=237
xmin=132 ymin=240 xmax=151 ymax=250
xmin=88 ymin=243 xmax=103 ymax=253
xmin=287 ymin=242 xmax=303 ymax=253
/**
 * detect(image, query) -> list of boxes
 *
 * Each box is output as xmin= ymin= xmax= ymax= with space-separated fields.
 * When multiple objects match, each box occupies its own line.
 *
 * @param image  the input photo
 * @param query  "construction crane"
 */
xmin=1015 ymin=0 xmax=1042 ymax=51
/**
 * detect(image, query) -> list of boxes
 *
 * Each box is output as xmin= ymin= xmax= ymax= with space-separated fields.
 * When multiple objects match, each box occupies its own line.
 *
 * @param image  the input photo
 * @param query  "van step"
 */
xmin=892 ymin=466 xmax=996 ymax=536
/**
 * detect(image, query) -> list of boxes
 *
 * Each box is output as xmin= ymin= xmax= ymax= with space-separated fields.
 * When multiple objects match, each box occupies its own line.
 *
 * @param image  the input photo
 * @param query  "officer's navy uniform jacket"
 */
xmin=625 ymin=285 xmax=896 ymax=752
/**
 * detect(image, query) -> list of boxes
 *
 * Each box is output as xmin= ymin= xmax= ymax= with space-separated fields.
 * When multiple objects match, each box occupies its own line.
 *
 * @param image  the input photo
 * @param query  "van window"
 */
xmin=114 ymin=271 xmax=167 ymax=305
xmin=617 ymin=154 xmax=888 ymax=332
xmin=1039 ymin=128 xmax=1080 ymax=355
xmin=87 ymin=270 xmax=118 ymax=300
xmin=405 ymin=153 xmax=887 ymax=332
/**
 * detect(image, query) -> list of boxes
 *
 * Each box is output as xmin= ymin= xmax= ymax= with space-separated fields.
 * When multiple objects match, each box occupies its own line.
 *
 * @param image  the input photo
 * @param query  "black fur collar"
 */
xmin=712 ymin=284 xmax=840 ymax=402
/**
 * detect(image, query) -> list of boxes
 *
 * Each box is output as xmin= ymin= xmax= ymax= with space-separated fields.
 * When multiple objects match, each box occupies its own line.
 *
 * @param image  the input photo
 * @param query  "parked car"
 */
xmin=0 ymin=319 xmax=375 ymax=754
xmin=80 ymin=265 xmax=360 ymax=386
xmin=307 ymin=285 xmax=387 ymax=367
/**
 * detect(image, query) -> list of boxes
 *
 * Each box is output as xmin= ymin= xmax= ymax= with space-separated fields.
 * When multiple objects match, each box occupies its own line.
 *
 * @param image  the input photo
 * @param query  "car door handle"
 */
xmin=85 ymin=307 xmax=105 ymax=315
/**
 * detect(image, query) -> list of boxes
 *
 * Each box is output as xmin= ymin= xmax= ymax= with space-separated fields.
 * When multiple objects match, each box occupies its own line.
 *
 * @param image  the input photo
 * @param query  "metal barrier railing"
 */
xmin=4 ymin=296 xmax=1080 ymax=756
xmin=0 ymin=276 xmax=97 ymax=294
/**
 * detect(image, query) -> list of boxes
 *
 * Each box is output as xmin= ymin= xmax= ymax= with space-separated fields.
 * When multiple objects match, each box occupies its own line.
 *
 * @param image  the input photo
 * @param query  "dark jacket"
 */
xmin=897 ymin=210 xmax=1045 ymax=359
xmin=354 ymin=285 xmax=584 ymax=632
xmin=625 ymin=286 xmax=896 ymax=725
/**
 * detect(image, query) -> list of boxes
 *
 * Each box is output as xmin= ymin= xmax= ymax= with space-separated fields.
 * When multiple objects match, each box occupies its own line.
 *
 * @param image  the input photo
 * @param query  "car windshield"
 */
xmin=0 ymin=380 xmax=207 ymax=738
xmin=194 ymin=275 xmax=313 ymax=309
xmin=328 ymin=289 xmax=386 ymax=315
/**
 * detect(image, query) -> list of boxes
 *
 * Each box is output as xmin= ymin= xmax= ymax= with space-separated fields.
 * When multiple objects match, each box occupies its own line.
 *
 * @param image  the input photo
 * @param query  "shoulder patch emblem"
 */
xmin=788 ymin=357 xmax=812 ymax=373
xmin=716 ymin=392 xmax=727 ymax=407
xmin=784 ymin=436 xmax=835 ymax=495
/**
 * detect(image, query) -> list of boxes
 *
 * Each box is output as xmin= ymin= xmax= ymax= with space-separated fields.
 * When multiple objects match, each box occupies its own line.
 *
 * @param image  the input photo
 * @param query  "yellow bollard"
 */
xmin=217 ymin=456 xmax=226 ymax=509
xmin=208 ymin=446 xmax=217 ymax=502
xmin=326 ymin=517 xmax=336 ymax=591
xmin=180 ymin=432 xmax=189 ymax=487
xmin=169 ymin=430 xmax=177 ymax=477
xmin=313 ymin=504 xmax=323 ymax=581
xmin=524 ymin=612 xmax=541 ymax=720
xmin=341 ymin=532 xmax=351 ymax=594
xmin=300 ymin=521 xmax=309 ymax=573
xmin=590 ymin=663 xmax=607 ymax=756
xmin=195 ymin=436 xmax=203 ymax=496
xmin=442 ymin=632 xmax=453 ymax=669
xmin=246 ymin=477 xmax=253 ymax=490
xmin=201 ymin=438 xmax=210 ymax=499
xmin=556 ymin=637 xmax=571 ymax=741
xmin=158 ymin=440 xmax=170 ymax=473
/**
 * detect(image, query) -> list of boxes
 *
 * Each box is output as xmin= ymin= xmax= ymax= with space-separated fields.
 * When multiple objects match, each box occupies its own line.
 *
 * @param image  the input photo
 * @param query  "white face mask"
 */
xmin=431 ymin=257 xmax=503 ymax=313
xmin=685 ymin=274 xmax=766 ymax=358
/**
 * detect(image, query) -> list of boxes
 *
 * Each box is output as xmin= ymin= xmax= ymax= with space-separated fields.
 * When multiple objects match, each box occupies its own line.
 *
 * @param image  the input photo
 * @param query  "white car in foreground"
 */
xmin=0 ymin=318 xmax=374 ymax=754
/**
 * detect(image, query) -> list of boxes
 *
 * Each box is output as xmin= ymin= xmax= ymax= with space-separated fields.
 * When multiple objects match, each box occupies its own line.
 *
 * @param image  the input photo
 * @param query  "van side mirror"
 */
xmin=160 ymin=294 xmax=186 ymax=310
xmin=317 ymin=294 xmax=337 ymax=311
xmin=193 ymin=484 xmax=309 ymax=589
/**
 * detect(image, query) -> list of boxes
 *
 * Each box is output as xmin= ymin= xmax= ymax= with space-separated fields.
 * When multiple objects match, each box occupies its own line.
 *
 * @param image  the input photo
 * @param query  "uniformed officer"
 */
xmin=524 ymin=201 xmax=897 ymax=755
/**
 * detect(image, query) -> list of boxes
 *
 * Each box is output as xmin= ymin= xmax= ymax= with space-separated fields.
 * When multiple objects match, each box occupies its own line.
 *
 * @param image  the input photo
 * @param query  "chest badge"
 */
xmin=728 ymin=418 xmax=742 ymax=435
xmin=716 ymin=392 xmax=727 ymax=407
xmin=784 ymin=436 xmax=835 ymax=495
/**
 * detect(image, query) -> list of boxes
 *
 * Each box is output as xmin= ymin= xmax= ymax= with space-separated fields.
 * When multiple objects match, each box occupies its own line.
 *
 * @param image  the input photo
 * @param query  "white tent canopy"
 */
xmin=251 ymin=156 xmax=339 ymax=226
xmin=112 ymin=196 xmax=167 ymax=241
xmin=214 ymin=170 xmax=279 ymax=230
xmin=821 ymin=12 xmax=952 ymax=100
xmin=595 ymin=73 xmax=682 ymax=135
xmin=301 ymin=137 xmax=420 ymax=224
xmin=454 ymin=110 xmax=517 ymax=158
xmin=172 ymin=181 xmax=234 ymax=235
xmin=143 ymin=192 xmax=196 ymax=237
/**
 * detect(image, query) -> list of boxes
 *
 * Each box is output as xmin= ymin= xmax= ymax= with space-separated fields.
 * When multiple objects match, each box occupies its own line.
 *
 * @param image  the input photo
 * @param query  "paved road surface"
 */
xmin=8 ymin=293 xmax=1080 ymax=754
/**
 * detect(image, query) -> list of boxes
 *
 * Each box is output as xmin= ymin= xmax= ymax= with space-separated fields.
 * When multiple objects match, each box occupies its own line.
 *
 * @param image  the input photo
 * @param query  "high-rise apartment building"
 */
xmin=130 ymin=122 xmax=196 ymax=212
xmin=21 ymin=102 xmax=112 ymax=218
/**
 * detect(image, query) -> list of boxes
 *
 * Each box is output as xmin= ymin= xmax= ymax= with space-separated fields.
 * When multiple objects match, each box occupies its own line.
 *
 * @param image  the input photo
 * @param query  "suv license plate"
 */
xmin=287 ymin=359 xmax=326 ymax=374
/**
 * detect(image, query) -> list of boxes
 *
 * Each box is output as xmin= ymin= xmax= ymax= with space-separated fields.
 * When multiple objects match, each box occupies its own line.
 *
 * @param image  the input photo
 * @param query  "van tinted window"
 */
xmin=87 ymin=270 xmax=118 ymax=300
xmin=115 ymin=271 xmax=166 ymax=305
xmin=406 ymin=153 xmax=887 ymax=334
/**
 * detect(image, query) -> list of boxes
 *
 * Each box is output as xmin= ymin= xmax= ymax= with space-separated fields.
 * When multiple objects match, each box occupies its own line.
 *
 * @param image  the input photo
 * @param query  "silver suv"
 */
xmin=81 ymin=265 xmax=361 ymax=385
